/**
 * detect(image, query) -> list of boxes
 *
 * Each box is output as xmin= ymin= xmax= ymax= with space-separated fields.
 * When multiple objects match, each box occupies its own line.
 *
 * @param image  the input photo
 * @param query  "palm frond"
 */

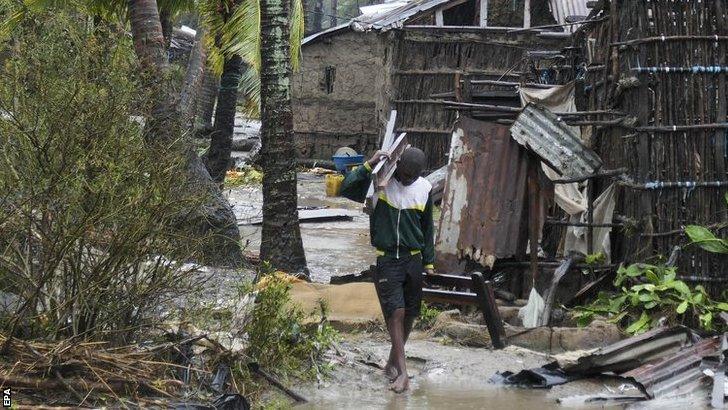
xmin=157 ymin=0 xmax=195 ymax=16
xmin=239 ymin=64 xmax=261 ymax=117
xmin=289 ymin=0 xmax=304 ymax=69
xmin=219 ymin=0 xmax=260 ymax=71
xmin=199 ymin=0 xmax=305 ymax=117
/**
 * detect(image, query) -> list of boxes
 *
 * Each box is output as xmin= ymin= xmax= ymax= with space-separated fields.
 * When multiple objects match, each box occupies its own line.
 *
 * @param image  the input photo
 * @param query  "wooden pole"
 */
xmin=527 ymin=156 xmax=540 ymax=286
xmin=471 ymin=272 xmax=505 ymax=349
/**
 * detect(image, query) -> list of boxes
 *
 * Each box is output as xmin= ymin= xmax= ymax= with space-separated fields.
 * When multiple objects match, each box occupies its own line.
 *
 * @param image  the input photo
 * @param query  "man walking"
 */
xmin=339 ymin=147 xmax=435 ymax=393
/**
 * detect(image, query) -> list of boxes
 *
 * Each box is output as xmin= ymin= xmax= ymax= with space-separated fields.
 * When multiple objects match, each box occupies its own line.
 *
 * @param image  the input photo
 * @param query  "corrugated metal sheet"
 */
xmin=510 ymin=104 xmax=602 ymax=179
xmin=435 ymin=117 xmax=533 ymax=271
xmin=560 ymin=326 xmax=726 ymax=402
xmin=351 ymin=0 xmax=451 ymax=32
xmin=302 ymin=23 xmax=350 ymax=45
xmin=549 ymin=0 xmax=589 ymax=33
xmin=562 ymin=326 xmax=694 ymax=375
xmin=622 ymin=336 xmax=722 ymax=399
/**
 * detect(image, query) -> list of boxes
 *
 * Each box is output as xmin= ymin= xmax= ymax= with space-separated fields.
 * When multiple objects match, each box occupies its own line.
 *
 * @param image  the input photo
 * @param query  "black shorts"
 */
xmin=374 ymin=254 xmax=424 ymax=319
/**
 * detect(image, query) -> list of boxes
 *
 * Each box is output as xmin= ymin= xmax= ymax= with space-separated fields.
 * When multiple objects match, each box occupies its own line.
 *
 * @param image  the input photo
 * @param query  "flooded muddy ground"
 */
xmin=293 ymin=332 xmax=623 ymax=410
xmin=227 ymin=172 xmax=375 ymax=282
xmin=221 ymin=172 xmax=716 ymax=410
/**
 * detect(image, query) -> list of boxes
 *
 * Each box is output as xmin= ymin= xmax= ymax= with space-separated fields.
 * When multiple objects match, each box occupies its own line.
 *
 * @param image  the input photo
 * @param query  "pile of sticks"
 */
xmin=0 ymin=333 xmax=218 ymax=406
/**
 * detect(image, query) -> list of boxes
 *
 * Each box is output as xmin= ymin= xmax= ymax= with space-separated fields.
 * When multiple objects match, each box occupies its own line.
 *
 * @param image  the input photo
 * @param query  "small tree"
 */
xmin=0 ymin=13 xmax=205 ymax=342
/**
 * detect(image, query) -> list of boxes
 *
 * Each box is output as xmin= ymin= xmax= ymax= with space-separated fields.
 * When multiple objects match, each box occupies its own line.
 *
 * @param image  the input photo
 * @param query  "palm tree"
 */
xmin=127 ymin=0 xmax=244 ymax=267
xmin=258 ymin=0 xmax=307 ymax=274
xmin=200 ymin=0 xmax=304 ymax=184
xmin=200 ymin=0 xmax=244 ymax=183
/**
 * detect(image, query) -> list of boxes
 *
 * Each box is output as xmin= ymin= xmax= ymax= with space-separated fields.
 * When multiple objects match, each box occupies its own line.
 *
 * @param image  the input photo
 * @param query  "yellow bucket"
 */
xmin=325 ymin=174 xmax=345 ymax=197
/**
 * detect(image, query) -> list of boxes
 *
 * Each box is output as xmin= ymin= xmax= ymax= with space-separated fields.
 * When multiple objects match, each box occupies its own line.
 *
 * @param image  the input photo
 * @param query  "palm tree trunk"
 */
xmin=196 ymin=67 xmax=220 ymax=128
xmin=206 ymin=54 xmax=243 ymax=183
xmin=179 ymin=28 xmax=207 ymax=129
xmin=159 ymin=9 xmax=172 ymax=51
xmin=260 ymin=0 xmax=308 ymax=274
xmin=127 ymin=0 xmax=243 ymax=267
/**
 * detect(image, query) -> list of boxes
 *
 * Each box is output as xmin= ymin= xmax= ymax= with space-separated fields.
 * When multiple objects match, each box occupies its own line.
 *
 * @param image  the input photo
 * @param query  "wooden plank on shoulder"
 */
xmin=372 ymin=133 xmax=409 ymax=189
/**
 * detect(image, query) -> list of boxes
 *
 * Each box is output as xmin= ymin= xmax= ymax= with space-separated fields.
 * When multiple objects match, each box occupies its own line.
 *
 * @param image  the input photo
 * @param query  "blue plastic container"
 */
xmin=332 ymin=155 xmax=365 ymax=174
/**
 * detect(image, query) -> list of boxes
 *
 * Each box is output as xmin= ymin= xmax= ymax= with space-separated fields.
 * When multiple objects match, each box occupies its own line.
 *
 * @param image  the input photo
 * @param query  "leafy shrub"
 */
xmin=417 ymin=301 xmax=441 ymax=330
xmin=0 ymin=13 xmax=209 ymax=342
xmin=574 ymin=263 xmax=728 ymax=334
xmin=238 ymin=273 xmax=338 ymax=382
xmin=684 ymin=193 xmax=728 ymax=254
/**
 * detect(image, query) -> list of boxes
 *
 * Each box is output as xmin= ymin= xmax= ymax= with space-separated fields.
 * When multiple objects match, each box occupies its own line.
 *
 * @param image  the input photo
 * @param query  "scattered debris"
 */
xmin=248 ymin=363 xmax=308 ymax=403
xmin=239 ymin=208 xmax=357 ymax=226
xmin=493 ymin=326 xmax=728 ymax=407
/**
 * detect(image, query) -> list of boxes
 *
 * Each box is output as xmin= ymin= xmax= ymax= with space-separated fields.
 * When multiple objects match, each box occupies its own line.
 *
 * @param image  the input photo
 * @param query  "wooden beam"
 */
xmin=523 ymin=0 xmax=531 ymax=29
xmin=471 ymin=273 xmax=506 ymax=349
xmin=394 ymin=128 xmax=452 ymax=135
xmin=468 ymin=79 xmax=554 ymax=89
xmin=395 ymin=69 xmax=521 ymax=76
xmin=435 ymin=10 xmax=443 ymax=26
xmin=422 ymin=289 xmax=478 ymax=305
xmin=372 ymin=133 xmax=408 ymax=189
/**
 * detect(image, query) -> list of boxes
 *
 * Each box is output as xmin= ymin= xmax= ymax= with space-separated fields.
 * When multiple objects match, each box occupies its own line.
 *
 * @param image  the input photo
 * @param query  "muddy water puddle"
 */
xmin=300 ymin=380 xmax=569 ymax=410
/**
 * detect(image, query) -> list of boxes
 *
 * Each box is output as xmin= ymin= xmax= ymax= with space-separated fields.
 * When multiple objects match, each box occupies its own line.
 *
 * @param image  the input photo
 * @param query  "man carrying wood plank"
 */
xmin=339 ymin=147 xmax=435 ymax=393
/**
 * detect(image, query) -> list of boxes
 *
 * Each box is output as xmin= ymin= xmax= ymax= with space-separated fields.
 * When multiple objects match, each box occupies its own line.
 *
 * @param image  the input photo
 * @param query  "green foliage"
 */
xmin=585 ymin=252 xmax=606 ymax=265
xmin=685 ymin=225 xmax=728 ymax=254
xmin=239 ymin=273 xmax=338 ymax=382
xmin=224 ymin=165 xmax=264 ymax=188
xmin=417 ymin=301 xmax=441 ymax=330
xmin=200 ymin=0 xmax=305 ymax=117
xmin=574 ymin=263 xmax=728 ymax=334
xmin=685 ymin=192 xmax=728 ymax=254
xmin=0 ymin=12 xmax=207 ymax=342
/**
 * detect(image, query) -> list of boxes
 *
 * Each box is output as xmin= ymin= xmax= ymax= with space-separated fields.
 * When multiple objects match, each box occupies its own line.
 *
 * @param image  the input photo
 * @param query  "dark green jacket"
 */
xmin=339 ymin=163 xmax=435 ymax=269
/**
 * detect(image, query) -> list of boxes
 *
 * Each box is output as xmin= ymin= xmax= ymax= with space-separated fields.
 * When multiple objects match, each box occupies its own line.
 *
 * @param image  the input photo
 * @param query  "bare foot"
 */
xmin=384 ymin=361 xmax=399 ymax=381
xmin=389 ymin=373 xmax=409 ymax=393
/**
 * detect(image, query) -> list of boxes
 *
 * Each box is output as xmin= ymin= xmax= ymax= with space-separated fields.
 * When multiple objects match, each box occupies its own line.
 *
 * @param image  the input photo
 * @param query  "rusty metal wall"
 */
xmin=435 ymin=117 xmax=531 ymax=271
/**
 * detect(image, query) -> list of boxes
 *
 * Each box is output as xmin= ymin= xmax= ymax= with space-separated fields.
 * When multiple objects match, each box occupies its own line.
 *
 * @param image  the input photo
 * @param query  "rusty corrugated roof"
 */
xmin=510 ymin=104 xmax=602 ymax=179
xmin=622 ymin=336 xmax=722 ymax=399
xmin=561 ymin=326 xmax=726 ymax=401
xmin=562 ymin=326 xmax=695 ymax=375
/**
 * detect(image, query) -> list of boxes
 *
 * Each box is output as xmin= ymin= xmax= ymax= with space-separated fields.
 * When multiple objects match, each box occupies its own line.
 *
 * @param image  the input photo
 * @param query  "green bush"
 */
xmin=574 ymin=263 xmax=728 ymax=334
xmin=0 ymin=13 xmax=209 ymax=342
xmin=684 ymin=193 xmax=728 ymax=254
xmin=417 ymin=301 xmax=441 ymax=330
xmin=239 ymin=274 xmax=338 ymax=382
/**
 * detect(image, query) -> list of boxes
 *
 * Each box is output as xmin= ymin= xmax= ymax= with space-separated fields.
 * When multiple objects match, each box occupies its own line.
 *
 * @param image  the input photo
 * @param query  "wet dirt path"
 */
xmin=294 ymin=333 xmax=620 ymax=410
xmin=227 ymin=173 xmax=375 ymax=282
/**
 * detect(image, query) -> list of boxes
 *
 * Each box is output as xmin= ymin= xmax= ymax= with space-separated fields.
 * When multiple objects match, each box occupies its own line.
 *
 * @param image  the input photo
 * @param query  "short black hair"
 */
xmin=398 ymin=147 xmax=426 ymax=177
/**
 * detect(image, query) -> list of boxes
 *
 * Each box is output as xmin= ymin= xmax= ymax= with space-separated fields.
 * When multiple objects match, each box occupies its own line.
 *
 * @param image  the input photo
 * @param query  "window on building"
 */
xmin=442 ymin=0 xmax=478 ymax=26
xmin=322 ymin=66 xmax=335 ymax=94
